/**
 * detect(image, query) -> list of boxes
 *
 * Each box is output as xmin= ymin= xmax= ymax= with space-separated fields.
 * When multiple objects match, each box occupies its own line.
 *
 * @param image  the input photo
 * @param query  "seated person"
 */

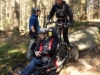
xmin=11 ymin=28 xmax=58 ymax=75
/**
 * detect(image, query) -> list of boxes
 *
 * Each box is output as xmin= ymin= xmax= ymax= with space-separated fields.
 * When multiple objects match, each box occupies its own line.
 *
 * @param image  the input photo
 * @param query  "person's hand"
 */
xmin=35 ymin=51 xmax=41 ymax=57
xmin=31 ymin=26 xmax=35 ymax=32
xmin=67 ymin=22 xmax=72 ymax=27
xmin=32 ymin=30 xmax=35 ymax=33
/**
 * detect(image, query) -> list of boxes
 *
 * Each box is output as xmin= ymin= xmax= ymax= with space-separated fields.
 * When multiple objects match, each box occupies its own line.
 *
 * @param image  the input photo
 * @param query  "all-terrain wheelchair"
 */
xmin=9 ymin=23 xmax=78 ymax=75
xmin=9 ymin=27 xmax=69 ymax=75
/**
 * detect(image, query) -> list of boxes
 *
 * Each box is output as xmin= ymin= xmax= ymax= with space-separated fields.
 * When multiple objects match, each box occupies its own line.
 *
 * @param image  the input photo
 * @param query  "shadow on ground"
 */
xmin=0 ymin=30 xmax=100 ymax=75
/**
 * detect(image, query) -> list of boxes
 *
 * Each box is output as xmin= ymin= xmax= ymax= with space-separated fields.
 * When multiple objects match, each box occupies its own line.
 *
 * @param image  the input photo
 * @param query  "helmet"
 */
xmin=32 ymin=7 xmax=40 ymax=14
xmin=38 ymin=28 xmax=49 ymax=34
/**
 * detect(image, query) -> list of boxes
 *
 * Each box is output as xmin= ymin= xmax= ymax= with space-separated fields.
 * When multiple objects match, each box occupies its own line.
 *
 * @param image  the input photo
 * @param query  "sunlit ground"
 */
xmin=0 ymin=22 xmax=100 ymax=75
xmin=59 ymin=58 xmax=100 ymax=75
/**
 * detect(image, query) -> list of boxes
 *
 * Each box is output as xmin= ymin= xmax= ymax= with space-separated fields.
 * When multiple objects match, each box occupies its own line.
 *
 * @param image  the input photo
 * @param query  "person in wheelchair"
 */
xmin=11 ymin=28 xmax=58 ymax=75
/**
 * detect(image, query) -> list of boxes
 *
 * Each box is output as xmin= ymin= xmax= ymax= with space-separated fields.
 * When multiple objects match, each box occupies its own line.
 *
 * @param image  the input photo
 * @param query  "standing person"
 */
xmin=27 ymin=8 xmax=41 ymax=59
xmin=47 ymin=0 xmax=73 ymax=47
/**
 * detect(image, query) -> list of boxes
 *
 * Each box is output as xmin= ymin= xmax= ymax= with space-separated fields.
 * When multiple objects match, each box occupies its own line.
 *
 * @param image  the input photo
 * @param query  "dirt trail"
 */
xmin=0 ymin=31 xmax=12 ymax=44
xmin=0 ymin=31 xmax=100 ymax=75
xmin=59 ymin=46 xmax=100 ymax=75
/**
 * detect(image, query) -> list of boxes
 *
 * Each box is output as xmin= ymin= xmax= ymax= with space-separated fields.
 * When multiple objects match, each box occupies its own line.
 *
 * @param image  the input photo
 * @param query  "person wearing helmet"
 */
xmin=27 ymin=7 xmax=41 ymax=59
xmin=47 ymin=0 xmax=73 ymax=48
xmin=10 ymin=28 xmax=58 ymax=75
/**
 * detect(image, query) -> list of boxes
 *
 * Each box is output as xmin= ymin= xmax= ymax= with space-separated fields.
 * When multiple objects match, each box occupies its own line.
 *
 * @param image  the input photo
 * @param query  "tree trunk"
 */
xmin=5 ymin=0 xmax=8 ymax=17
xmin=13 ymin=0 xmax=20 ymax=35
xmin=0 ymin=1 xmax=3 ymax=30
xmin=99 ymin=0 xmax=100 ymax=18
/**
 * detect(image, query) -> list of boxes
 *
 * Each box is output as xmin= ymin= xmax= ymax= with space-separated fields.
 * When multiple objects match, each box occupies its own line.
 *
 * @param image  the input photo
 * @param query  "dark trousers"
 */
xmin=57 ymin=18 xmax=70 ymax=44
xmin=63 ymin=27 xmax=69 ymax=44
xmin=29 ymin=30 xmax=37 ymax=39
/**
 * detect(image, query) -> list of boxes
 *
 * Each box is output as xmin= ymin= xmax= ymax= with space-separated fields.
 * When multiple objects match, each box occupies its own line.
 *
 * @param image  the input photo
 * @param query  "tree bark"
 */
xmin=13 ymin=0 xmax=20 ymax=35
xmin=99 ymin=0 xmax=100 ymax=18
xmin=0 ymin=1 xmax=3 ymax=30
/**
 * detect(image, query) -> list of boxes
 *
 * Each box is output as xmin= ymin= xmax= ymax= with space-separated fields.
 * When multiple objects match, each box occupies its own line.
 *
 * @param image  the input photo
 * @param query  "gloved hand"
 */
xmin=67 ymin=22 xmax=72 ymax=27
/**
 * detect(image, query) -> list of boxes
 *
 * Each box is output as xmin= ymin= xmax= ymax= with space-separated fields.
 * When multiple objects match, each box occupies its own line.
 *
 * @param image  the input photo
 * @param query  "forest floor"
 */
xmin=59 ymin=45 xmax=100 ymax=75
xmin=0 ymin=22 xmax=100 ymax=75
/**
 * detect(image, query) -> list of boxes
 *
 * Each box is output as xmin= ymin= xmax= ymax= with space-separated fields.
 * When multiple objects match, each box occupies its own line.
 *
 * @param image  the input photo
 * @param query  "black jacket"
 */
xmin=34 ymin=37 xmax=58 ymax=63
xmin=47 ymin=1 xmax=73 ymax=23
xmin=35 ymin=37 xmax=57 ymax=55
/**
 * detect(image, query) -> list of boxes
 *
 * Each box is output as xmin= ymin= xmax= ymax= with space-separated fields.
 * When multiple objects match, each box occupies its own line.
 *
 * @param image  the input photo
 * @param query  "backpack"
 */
xmin=56 ymin=4 xmax=66 ymax=18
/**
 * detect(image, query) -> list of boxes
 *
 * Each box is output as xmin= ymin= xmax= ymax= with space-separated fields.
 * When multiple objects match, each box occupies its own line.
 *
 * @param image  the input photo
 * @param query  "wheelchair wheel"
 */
xmin=70 ymin=44 xmax=79 ymax=61
xmin=12 ymin=64 xmax=25 ymax=74
xmin=57 ymin=42 xmax=68 ymax=61
xmin=49 ymin=70 xmax=57 ymax=75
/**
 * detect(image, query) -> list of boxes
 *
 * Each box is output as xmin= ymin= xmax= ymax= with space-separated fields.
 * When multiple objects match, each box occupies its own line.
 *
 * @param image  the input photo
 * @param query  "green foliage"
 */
xmin=73 ymin=20 xmax=89 ymax=26
xmin=69 ymin=20 xmax=89 ymax=33
xmin=0 ymin=42 xmax=28 ymax=75
xmin=19 ymin=42 xmax=29 ymax=49
xmin=12 ymin=29 xmax=20 ymax=36
xmin=3 ymin=17 xmax=12 ymax=30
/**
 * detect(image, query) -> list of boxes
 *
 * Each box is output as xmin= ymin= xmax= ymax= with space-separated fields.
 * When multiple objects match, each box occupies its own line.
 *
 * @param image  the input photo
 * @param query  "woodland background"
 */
xmin=0 ymin=0 xmax=100 ymax=33
xmin=0 ymin=0 xmax=100 ymax=75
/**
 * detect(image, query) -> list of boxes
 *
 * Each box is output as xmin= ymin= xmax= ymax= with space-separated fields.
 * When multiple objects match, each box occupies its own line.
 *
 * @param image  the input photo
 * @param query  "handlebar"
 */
xmin=46 ymin=21 xmax=69 ymax=28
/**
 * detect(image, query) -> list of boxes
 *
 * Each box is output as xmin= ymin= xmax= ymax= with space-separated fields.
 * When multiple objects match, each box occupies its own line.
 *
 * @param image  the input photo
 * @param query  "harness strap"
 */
xmin=48 ymin=38 xmax=54 ymax=50
xmin=39 ymin=38 xmax=54 ymax=57
xmin=39 ymin=43 xmax=43 ymax=52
